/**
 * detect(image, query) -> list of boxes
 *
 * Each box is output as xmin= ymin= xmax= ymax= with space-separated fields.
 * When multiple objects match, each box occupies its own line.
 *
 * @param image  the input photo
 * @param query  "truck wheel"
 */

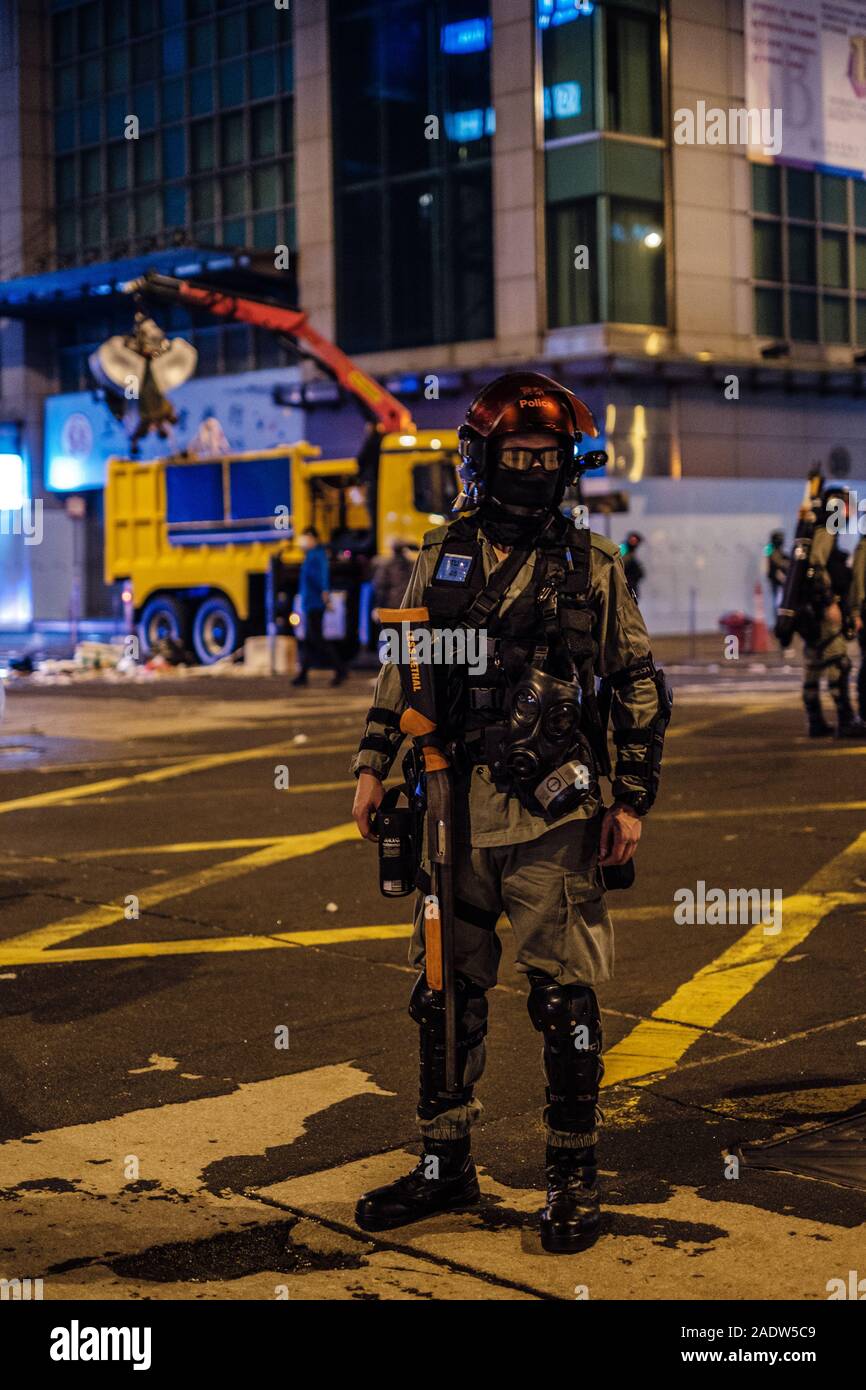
xmin=192 ymin=595 xmax=239 ymax=665
xmin=139 ymin=594 xmax=189 ymax=656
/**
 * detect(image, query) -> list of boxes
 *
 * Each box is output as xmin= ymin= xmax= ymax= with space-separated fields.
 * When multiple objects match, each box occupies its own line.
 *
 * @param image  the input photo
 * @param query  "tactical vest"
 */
xmin=418 ymin=512 xmax=610 ymax=775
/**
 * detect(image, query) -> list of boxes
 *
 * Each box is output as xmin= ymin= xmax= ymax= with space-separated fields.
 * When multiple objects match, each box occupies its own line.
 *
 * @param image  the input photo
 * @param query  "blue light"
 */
xmin=538 ymin=0 xmax=593 ymax=27
xmin=47 ymin=454 xmax=88 ymax=492
xmin=444 ymin=107 xmax=495 ymax=142
xmin=0 ymin=453 xmax=26 ymax=509
xmin=544 ymin=81 xmax=582 ymax=119
xmin=441 ymin=18 xmax=492 ymax=55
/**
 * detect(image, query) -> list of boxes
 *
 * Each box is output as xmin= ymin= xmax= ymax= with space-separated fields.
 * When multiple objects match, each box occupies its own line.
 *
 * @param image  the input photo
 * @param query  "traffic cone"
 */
xmin=750 ymin=579 xmax=771 ymax=653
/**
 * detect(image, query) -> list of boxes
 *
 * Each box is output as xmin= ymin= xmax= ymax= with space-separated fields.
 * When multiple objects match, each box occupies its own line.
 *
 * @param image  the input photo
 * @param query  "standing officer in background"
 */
xmin=621 ymin=531 xmax=645 ymax=599
xmin=801 ymin=488 xmax=864 ymax=738
xmin=850 ymin=531 xmax=866 ymax=721
xmin=765 ymin=529 xmax=789 ymax=619
xmin=349 ymin=373 xmax=671 ymax=1253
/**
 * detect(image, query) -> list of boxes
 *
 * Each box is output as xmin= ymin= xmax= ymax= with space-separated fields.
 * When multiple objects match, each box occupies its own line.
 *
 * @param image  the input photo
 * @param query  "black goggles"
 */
xmin=496 ymin=443 xmax=568 ymax=473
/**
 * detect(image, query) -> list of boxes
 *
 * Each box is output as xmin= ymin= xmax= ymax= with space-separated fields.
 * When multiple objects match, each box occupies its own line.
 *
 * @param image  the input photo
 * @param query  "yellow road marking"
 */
xmin=0 ymin=823 xmax=358 ymax=960
xmin=0 ymin=742 xmax=357 ymax=815
xmin=0 ymin=922 xmax=413 ymax=967
xmin=603 ymin=830 xmax=866 ymax=1087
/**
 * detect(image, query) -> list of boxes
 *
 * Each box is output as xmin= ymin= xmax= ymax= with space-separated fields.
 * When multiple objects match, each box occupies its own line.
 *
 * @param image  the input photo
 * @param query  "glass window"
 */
xmin=58 ymin=217 xmax=78 ymax=256
xmin=252 ymin=165 xmax=280 ymax=209
xmin=132 ymin=40 xmax=159 ymax=85
xmin=251 ymin=104 xmax=276 ymax=159
xmin=857 ymin=299 xmax=866 ymax=344
xmin=131 ymin=0 xmax=157 ymax=36
xmin=106 ymin=48 xmax=129 ymax=92
xmin=250 ymin=6 xmax=278 ymax=50
xmin=136 ymin=191 xmax=159 ymax=235
xmin=219 ymin=13 xmax=246 ymax=58
xmin=162 ymin=78 xmax=185 ymax=122
xmin=609 ymin=198 xmax=665 ymax=324
xmin=163 ymin=29 xmax=186 ymax=76
xmin=79 ymin=103 xmax=101 ymax=145
xmin=754 ymin=286 xmax=783 ymax=336
xmin=451 ymin=169 xmax=494 ymax=342
xmin=280 ymin=44 xmax=293 ymax=94
xmin=80 ymin=57 xmax=102 ymax=98
xmin=282 ymin=100 xmax=294 ymax=153
xmin=249 ymin=52 xmax=276 ymax=100
xmin=79 ymin=3 xmax=101 ymax=54
xmin=753 ymin=220 xmax=782 ymax=280
xmin=253 ymin=212 xmax=278 ymax=249
xmin=219 ymin=61 xmax=245 ymax=108
xmin=162 ymin=126 xmax=186 ymax=180
xmin=820 ymin=230 xmax=848 ymax=288
xmin=55 ymin=65 xmax=78 ymax=105
xmin=548 ymin=199 xmax=598 ymax=327
xmin=163 ymin=185 xmax=187 ymax=228
xmin=789 ymin=290 xmax=818 ymax=341
xmin=107 ymin=198 xmax=129 ymax=241
xmin=855 ymin=181 xmax=866 ymax=229
xmin=542 ymin=9 xmax=595 ymax=140
xmin=82 ymin=149 xmax=102 ymax=198
xmin=192 ymin=180 xmax=215 ymax=220
xmin=132 ymin=84 xmax=156 ymax=129
xmin=190 ymin=22 xmax=216 ymax=67
xmin=222 ymin=218 xmax=247 ymax=247
xmin=106 ymin=3 xmax=129 ymax=45
xmin=107 ymin=143 xmax=128 ymax=191
xmin=222 ymin=173 xmax=246 ymax=215
xmin=55 ymin=112 xmax=77 ymax=154
xmin=134 ymin=135 xmax=157 ymax=185
xmin=222 ymin=113 xmax=245 ymax=166
xmin=82 ymin=204 xmax=102 ymax=247
xmin=337 ymin=188 xmax=385 ymax=353
xmin=605 ymin=6 xmax=661 ymax=137
xmin=191 ymin=120 xmax=215 ymax=172
xmin=786 ymin=168 xmax=815 ymax=220
xmin=53 ymin=10 xmax=77 ymax=61
xmin=856 ymin=236 xmax=866 ymax=291
xmin=822 ymin=295 xmax=849 ymax=342
xmin=821 ymin=174 xmax=847 ymax=224
xmin=162 ymin=0 xmax=186 ymax=23
xmin=190 ymin=70 xmax=214 ymax=115
xmin=56 ymin=156 xmax=76 ymax=204
xmin=788 ymin=225 xmax=815 ymax=285
xmin=752 ymin=164 xmax=781 ymax=216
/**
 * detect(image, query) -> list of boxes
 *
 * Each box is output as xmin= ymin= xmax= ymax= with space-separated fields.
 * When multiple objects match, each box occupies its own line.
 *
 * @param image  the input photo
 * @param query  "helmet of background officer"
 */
xmin=456 ymin=371 xmax=603 ymax=545
xmin=818 ymin=486 xmax=850 ymax=534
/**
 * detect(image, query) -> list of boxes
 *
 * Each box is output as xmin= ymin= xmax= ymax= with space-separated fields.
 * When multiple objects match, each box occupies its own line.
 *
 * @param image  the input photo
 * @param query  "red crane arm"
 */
xmin=125 ymin=273 xmax=414 ymax=434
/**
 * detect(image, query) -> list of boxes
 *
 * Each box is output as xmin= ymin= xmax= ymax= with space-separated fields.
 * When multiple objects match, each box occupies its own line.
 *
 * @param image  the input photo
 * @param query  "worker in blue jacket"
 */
xmin=292 ymin=527 xmax=347 ymax=687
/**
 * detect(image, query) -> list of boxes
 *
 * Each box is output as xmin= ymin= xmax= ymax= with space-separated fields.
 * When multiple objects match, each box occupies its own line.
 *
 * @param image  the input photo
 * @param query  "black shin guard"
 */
xmin=527 ymin=971 xmax=603 ymax=1145
xmin=409 ymin=972 xmax=488 ymax=1126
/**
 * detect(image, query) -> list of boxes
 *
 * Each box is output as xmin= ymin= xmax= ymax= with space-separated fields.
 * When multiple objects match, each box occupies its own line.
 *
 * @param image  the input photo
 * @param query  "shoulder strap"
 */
xmin=459 ymin=524 xmax=532 ymax=630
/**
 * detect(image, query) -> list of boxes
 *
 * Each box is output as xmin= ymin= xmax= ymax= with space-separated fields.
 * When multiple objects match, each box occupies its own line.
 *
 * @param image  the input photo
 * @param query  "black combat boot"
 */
xmin=804 ymin=697 xmax=832 ymax=737
xmin=541 ymin=1143 xmax=601 ymax=1253
xmin=355 ymin=1136 xmax=479 ymax=1232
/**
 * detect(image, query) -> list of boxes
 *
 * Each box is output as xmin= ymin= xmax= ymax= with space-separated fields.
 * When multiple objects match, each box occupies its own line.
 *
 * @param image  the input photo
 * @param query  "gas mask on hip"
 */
xmin=491 ymin=666 xmax=596 ymax=820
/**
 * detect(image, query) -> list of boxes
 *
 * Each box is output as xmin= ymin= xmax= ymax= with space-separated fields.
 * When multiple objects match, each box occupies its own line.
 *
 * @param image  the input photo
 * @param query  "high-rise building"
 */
xmin=1 ymin=1 xmax=865 ymax=635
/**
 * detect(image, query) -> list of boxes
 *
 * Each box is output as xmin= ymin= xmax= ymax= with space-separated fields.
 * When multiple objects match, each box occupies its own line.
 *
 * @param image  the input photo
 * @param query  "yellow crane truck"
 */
xmin=102 ymin=274 xmax=459 ymax=663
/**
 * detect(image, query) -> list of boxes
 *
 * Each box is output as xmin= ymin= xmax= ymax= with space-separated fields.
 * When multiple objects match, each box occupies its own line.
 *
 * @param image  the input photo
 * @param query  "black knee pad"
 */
xmin=409 ymin=972 xmax=488 ymax=1120
xmin=527 ymin=971 xmax=603 ymax=1132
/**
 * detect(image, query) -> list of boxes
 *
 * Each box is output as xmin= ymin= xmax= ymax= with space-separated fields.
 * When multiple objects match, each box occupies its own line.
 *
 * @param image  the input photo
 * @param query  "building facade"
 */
xmin=1 ymin=0 xmax=865 ymax=636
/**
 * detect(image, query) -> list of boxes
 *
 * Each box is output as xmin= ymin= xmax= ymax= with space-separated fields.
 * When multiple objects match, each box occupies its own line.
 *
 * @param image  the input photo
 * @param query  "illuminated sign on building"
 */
xmin=537 ymin=0 xmax=594 ymax=27
xmin=440 ymin=18 xmax=492 ymax=54
xmin=544 ymin=82 xmax=582 ymax=119
xmin=443 ymin=107 xmax=496 ymax=142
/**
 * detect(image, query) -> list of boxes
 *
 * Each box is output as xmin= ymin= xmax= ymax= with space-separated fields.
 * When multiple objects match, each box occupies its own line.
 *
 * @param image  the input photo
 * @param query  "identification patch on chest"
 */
xmin=434 ymin=548 xmax=477 ymax=585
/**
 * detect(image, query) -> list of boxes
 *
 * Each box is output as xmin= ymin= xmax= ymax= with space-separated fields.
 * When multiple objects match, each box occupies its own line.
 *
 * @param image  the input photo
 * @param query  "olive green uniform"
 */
xmin=850 ymin=536 xmax=866 ymax=719
xmin=352 ymin=521 xmax=665 ymax=1140
xmin=802 ymin=527 xmax=853 ymax=726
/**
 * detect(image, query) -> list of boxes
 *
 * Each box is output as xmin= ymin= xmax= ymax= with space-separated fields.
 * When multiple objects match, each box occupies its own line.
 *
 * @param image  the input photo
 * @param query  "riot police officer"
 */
xmin=350 ymin=373 xmax=671 ymax=1253
xmin=801 ymin=488 xmax=865 ymax=738
xmin=850 ymin=532 xmax=866 ymax=721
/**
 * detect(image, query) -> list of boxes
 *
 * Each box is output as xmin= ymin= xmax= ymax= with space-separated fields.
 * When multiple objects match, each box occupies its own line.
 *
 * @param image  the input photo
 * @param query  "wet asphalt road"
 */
xmin=0 ymin=663 xmax=864 ymax=1301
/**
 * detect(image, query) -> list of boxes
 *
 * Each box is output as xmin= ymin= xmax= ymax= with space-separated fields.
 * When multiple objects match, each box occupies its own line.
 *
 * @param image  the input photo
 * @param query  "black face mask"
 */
xmin=479 ymin=460 xmax=564 ymax=545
